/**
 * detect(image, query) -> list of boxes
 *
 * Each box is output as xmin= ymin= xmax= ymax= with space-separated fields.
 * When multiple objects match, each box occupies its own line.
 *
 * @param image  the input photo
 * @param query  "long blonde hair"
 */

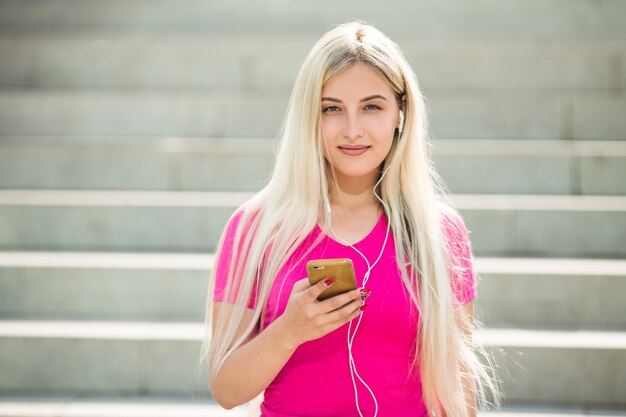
xmin=199 ymin=20 xmax=501 ymax=416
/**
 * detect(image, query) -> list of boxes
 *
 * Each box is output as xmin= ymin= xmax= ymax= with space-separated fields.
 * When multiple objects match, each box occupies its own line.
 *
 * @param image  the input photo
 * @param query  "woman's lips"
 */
xmin=338 ymin=146 xmax=370 ymax=156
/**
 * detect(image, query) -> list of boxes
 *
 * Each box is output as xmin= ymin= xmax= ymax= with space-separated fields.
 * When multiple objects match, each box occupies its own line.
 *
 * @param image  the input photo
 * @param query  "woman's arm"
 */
xmin=210 ymin=302 xmax=298 ymax=410
xmin=210 ymin=277 xmax=364 ymax=410
xmin=457 ymin=301 xmax=477 ymax=417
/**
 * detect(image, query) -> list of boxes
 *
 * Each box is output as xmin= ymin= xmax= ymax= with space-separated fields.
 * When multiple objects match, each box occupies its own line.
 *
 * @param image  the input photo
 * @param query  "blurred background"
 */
xmin=0 ymin=1 xmax=625 ymax=416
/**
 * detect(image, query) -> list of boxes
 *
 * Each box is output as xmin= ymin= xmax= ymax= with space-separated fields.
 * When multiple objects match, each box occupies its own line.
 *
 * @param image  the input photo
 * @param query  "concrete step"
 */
xmin=0 ymin=320 xmax=209 ymax=397
xmin=0 ymin=0 xmax=624 ymax=41
xmin=474 ymin=257 xmax=626 ymax=330
xmin=1 ymin=137 xmax=625 ymax=195
xmin=0 ymin=190 xmax=624 ymax=257
xmin=478 ymin=329 xmax=626 ymax=407
xmin=1 ymin=37 xmax=623 ymax=92
xmin=0 ymin=89 xmax=625 ymax=140
xmin=0 ymin=398 xmax=623 ymax=417
xmin=0 ymin=321 xmax=624 ymax=405
xmin=0 ymin=251 xmax=624 ymax=330
xmin=434 ymin=140 xmax=626 ymax=196
xmin=0 ymin=136 xmax=276 ymax=193
xmin=0 ymin=396 xmax=251 ymax=417
xmin=0 ymin=251 xmax=214 ymax=323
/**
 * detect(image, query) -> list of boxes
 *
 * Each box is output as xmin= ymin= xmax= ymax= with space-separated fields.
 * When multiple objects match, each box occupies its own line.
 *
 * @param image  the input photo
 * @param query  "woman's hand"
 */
xmin=274 ymin=277 xmax=368 ymax=349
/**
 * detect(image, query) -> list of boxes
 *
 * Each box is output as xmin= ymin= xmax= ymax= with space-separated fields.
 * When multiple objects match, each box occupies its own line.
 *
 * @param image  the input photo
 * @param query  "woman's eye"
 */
xmin=322 ymin=106 xmax=340 ymax=113
xmin=365 ymin=104 xmax=381 ymax=110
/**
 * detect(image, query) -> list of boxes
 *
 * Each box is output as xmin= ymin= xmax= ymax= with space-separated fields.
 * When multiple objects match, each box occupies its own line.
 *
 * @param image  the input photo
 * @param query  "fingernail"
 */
xmin=360 ymin=304 xmax=369 ymax=311
xmin=359 ymin=288 xmax=372 ymax=296
xmin=324 ymin=278 xmax=334 ymax=286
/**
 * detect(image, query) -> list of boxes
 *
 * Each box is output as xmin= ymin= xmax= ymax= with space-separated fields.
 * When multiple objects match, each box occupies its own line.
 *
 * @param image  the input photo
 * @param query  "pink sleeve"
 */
xmin=212 ymin=208 xmax=259 ymax=310
xmin=442 ymin=209 xmax=477 ymax=306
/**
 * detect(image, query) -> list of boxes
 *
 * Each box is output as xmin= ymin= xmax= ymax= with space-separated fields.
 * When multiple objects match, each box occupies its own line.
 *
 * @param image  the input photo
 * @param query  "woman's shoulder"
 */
xmin=436 ymin=201 xmax=473 ymax=250
xmin=437 ymin=202 xmax=477 ymax=304
xmin=437 ymin=201 xmax=467 ymax=229
xmin=226 ymin=200 xmax=264 ymax=227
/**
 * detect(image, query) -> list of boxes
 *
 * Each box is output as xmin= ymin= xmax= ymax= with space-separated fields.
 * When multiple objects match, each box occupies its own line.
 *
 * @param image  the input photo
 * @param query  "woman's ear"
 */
xmin=397 ymin=109 xmax=405 ymax=138
xmin=396 ymin=93 xmax=407 ymax=137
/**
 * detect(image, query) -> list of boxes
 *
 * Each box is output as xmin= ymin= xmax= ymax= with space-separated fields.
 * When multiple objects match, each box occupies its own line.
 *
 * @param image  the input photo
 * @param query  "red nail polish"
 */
xmin=360 ymin=304 xmax=368 ymax=311
xmin=324 ymin=278 xmax=334 ymax=286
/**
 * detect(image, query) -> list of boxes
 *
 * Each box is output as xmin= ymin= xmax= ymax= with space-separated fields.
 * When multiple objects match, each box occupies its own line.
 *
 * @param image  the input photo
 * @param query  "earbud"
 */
xmin=397 ymin=110 xmax=404 ymax=138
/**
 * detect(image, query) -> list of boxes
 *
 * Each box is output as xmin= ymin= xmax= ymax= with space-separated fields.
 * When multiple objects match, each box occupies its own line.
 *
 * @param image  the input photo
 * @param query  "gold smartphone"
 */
xmin=306 ymin=258 xmax=357 ymax=301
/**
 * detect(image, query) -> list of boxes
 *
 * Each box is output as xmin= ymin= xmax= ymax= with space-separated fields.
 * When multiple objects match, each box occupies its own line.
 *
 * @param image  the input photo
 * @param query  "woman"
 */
xmin=199 ymin=20 xmax=501 ymax=417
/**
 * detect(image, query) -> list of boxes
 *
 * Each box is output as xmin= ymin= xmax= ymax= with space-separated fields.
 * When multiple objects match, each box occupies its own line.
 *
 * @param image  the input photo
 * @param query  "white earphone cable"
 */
xmin=326 ymin=166 xmax=392 ymax=417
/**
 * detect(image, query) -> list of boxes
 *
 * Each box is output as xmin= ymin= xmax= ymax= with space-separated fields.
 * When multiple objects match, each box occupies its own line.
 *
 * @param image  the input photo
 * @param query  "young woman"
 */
xmin=199 ymin=21 xmax=501 ymax=417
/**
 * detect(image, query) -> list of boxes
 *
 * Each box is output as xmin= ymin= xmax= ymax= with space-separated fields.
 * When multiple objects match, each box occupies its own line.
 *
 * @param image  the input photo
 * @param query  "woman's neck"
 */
xmin=328 ymin=170 xmax=381 ymax=212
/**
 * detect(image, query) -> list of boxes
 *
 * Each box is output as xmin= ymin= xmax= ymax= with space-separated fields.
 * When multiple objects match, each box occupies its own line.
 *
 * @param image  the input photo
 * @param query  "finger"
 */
xmin=324 ymin=297 xmax=363 ymax=324
xmin=291 ymin=277 xmax=312 ymax=294
xmin=318 ymin=287 xmax=362 ymax=313
xmin=306 ymin=276 xmax=335 ymax=301
xmin=328 ymin=303 xmax=367 ymax=329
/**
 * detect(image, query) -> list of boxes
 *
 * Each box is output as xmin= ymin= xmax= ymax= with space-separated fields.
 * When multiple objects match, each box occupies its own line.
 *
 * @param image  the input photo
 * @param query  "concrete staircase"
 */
xmin=0 ymin=1 xmax=625 ymax=416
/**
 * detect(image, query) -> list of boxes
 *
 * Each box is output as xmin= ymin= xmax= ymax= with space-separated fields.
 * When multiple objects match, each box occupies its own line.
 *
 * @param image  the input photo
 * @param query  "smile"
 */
xmin=338 ymin=146 xmax=370 ymax=156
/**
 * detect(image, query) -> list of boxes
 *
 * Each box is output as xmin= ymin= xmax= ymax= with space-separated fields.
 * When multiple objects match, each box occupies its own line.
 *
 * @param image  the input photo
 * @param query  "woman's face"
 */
xmin=320 ymin=62 xmax=400 ymax=181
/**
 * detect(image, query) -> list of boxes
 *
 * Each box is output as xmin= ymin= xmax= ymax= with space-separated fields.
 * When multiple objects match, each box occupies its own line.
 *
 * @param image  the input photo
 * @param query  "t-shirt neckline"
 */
xmin=315 ymin=211 xmax=387 ymax=248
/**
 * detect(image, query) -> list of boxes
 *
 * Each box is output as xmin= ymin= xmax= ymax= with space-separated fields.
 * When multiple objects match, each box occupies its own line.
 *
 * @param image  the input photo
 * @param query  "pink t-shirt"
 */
xmin=213 ymin=206 xmax=477 ymax=417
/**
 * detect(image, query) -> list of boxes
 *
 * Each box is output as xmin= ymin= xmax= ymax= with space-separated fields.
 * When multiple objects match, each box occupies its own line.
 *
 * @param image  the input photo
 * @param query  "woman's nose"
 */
xmin=342 ymin=113 xmax=364 ymax=139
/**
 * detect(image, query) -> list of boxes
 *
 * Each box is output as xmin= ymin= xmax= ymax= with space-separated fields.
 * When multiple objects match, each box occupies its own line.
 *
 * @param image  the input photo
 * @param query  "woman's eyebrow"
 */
xmin=321 ymin=94 xmax=388 ymax=103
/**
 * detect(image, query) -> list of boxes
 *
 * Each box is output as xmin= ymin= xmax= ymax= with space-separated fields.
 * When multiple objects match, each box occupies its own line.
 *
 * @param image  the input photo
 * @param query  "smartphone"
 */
xmin=306 ymin=258 xmax=357 ymax=301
